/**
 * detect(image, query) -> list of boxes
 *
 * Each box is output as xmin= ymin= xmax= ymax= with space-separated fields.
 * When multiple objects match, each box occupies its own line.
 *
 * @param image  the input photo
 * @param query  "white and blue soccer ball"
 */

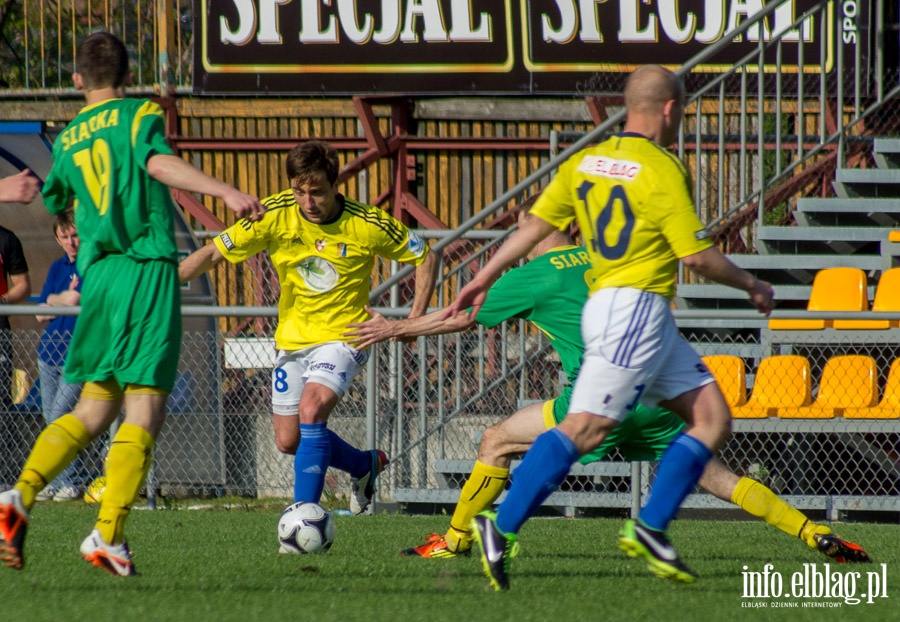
xmin=277 ymin=502 xmax=335 ymax=554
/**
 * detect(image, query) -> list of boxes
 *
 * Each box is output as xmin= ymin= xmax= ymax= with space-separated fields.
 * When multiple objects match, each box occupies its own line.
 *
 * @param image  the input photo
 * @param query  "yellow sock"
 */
xmin=446 ymin=460 xmax=509 ymax=552
xmin=732 ymin=476 xmax=827 ymax=548
xmin=96 ymin=423 xmax=155 ymax=545
xmin=15 ymin=414 xmax=90 ymax=508
xmin=799 ymin=521 xmax=832 ymax=549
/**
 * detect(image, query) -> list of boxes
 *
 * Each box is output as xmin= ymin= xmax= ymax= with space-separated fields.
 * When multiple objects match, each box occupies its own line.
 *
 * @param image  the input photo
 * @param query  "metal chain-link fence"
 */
xmin=3 ymin=317 xmax=898 ymax=517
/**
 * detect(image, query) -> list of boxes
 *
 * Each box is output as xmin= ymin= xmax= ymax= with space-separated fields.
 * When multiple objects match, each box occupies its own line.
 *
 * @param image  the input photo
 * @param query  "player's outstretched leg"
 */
xmin=80 ymin=529 xmax=136 ymax=577
xmin=618 ymin=519 xmax=697 ymax=583
xmin=0 ymin=489 xmax=29 ymax=570
xmin=472 ymin=511 xmax=519 ymax=591
xmin=349 ymin=449 xmax=388 ymax=515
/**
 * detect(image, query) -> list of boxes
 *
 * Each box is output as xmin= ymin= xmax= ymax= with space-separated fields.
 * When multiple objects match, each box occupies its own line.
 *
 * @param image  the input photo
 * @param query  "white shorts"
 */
xmin=568 ymin=287 xmax=715 ymax=421
xmin=271 ymin=341 xmax=370 ymax=416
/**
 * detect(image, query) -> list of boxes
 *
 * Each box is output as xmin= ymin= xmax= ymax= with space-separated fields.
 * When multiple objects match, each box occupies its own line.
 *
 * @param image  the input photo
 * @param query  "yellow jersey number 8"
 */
xmin=578 ymin=181 xmax=634 ymax=261
xmin=72 ymin=139 xmax=112 ymax=216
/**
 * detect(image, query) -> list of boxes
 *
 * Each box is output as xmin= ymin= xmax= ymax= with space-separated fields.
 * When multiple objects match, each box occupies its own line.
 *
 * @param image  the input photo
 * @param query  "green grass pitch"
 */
xmin=2 ymin=504 xmax=898 ymax=622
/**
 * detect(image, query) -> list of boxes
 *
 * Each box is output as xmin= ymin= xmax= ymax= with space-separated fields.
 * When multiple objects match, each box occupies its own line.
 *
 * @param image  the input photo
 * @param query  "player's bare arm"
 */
xmin=408 ymin=249 xmax=439 ymax=319
xmin=6 ymin=272 xmax=31 ymax=304
xmin=681 ymin=246 xmax=775 ymax=316
xmin=178 ymin=243 xmax=227 ymax=284
xmin=145 ymin=154 xmax=266 ymax=221
xmin=0 ymin=170 xmax=39 ymax=204
xmin=444 ymin=215 xmax=556 ymax=319
xmin=345 ymin=305 xmax=475 ymax=349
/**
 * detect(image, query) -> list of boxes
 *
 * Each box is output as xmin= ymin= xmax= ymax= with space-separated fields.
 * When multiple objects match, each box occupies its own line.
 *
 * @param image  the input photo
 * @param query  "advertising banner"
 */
xmin=194 ymin=0 xmax=865 ymax=95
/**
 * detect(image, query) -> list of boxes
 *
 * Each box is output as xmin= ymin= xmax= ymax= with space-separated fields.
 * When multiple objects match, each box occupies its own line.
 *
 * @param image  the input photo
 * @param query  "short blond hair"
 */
xmin=53 ymin=209 xmax=76 ymax=237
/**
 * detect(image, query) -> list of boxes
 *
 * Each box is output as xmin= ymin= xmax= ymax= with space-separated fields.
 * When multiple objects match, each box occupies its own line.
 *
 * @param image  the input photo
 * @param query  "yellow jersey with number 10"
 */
xmin=530 ymin=133 xmax=712 ymax=299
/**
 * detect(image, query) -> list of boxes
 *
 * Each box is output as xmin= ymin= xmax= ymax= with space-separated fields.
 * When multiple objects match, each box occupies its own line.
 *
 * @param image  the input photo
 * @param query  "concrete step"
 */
xmin=874 ymin=138 xmax=900 ymax=170
xmin=435 ymin=459 xmax=632 ymax=479
xmin=727 ymin=253 xmax=885 ymax=283
xmin=795 ymin=198 xmax=900 ymax=227
xmin=756 ymin=226 xmax=888 ymax=255
xmin=676 ymin=284 xmax=810 ymax=310
xmin=393 ymin=487 xmax=635 ymax=509
xmin=834 ymin=169 xmax=900 ymax=198
xmin=687 ymin=341 xmax=769 ymax=359
xmin=675 ymin=283 xmax=877 ymax=310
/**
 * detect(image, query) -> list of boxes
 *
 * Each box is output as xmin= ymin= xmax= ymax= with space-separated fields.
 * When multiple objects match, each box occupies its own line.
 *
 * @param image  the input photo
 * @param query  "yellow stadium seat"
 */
xmin=868 ymin=267 xmax=900 ymax=328
xmin=768 ymin=267 xmax=868 ymax=330
xmin=889 ymin=230 xmax=900 ymax=243
xmin=702 ymin=355 xmax=747 ymax=408
xmin=844 ymin=358 xmax=900 ymax=419
xmin=778 ymin=355 xmax=877 ymax=419
xmin=732 ymin=355 xmax=811 ymax=419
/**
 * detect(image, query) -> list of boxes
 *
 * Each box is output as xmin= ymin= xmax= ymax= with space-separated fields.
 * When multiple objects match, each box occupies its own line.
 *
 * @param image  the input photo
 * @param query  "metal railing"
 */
xmin=371 ymin=0 xmax=898 ymax=294
xmin=686 ymin=0 xmax=899 ymax=239
xmin=1 ymin=0 xmax=190 ymax=95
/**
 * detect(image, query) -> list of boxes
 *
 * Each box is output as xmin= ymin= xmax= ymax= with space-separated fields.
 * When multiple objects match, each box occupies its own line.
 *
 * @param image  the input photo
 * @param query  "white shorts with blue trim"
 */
xmin=568 ymin=287 xmax=715 ymax=421
xmin=271 ymin=341 xmax=369 ymax=416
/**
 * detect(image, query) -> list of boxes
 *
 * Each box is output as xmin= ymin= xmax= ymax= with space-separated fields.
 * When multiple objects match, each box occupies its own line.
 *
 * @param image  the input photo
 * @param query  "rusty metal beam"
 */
xmin=170 ymin=188 xmax=227 ymax=231
xmin=353 ymin=96 xmax=391 ymax=154
xmin=170 ymin=135 xmax=840 ymax=154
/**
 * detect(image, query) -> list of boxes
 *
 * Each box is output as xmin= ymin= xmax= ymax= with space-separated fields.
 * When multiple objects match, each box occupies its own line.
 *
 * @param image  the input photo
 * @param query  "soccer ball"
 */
xmin=277 ymin=502 xmax=335 ymax=554
xmin=83 ymin=476 xmax=107 ymax=504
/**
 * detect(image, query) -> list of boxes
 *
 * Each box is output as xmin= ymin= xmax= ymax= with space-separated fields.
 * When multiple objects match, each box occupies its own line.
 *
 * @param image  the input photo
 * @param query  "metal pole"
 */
xmin=156 ymin=0 xmax=176 ymax=95
xmin=631 ymin=462 xmax=642 ymax=519
xmin=836 ymin=6 xmax=845 ymax=170
xmin=366 ymin=345 xmax=377 ymax=508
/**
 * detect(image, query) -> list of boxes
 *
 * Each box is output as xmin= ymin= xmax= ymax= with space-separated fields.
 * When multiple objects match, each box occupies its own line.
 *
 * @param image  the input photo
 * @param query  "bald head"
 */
xmin=624 ymin=65 xmax=683 ymax=115
xmin=622 ymin=65 xmax=685 ymax=146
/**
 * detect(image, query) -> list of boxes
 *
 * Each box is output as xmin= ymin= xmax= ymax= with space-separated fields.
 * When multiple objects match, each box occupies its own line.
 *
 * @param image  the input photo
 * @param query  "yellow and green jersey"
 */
xmin=215 ymin=189 xmax=430 ymax=351
xmin=43 ymin=99 xmax=179 ymax=276
xmin=531 ymin=132 xmax=712 ymax=299
xmin=475 ymin=245 xmax=591 ymax=385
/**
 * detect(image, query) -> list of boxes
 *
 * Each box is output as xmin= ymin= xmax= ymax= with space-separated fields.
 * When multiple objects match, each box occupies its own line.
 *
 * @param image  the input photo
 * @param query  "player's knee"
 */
xmin=713 ymin=419 xmax=732 ymax=452
xmin=702 ymin=408 xmax=732 ymax=452
xmin=478 ymin=424 xmax=503 ymax=460
xmin=272 ymin=416 xmax=300 ymax=454
xmin=274 ymin=434 xmax=298 ymax=455
xmin=298 ymin=401 xmax=330 ymax=424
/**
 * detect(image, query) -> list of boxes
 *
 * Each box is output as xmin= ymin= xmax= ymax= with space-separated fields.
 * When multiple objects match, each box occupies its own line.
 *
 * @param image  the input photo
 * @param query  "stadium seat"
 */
xmin=778 ymin=355 xmax=878 ymax=419
xmin=844 ymin=358 xmax=900 ymax=419
xmin=732 ymin=355 xmax=811 ymax=419
xmin=701 ymin=355 xmax=746 ymax=407
xmin=865 ymin=267 xmax=900 ymax=329
xmin=767 ymin=267 xmax=868 ymax=330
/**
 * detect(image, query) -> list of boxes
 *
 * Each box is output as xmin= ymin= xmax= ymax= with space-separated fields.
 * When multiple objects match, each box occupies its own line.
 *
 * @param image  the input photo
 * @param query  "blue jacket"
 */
xmin=37 ymin=255 xmax=80 ymax=365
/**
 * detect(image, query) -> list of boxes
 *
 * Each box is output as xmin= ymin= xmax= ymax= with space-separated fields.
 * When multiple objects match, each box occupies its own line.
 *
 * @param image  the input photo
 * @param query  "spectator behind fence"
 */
xmin=0 ymin=173 xmax=35 ymax=489
xmin=34 ymin=211 xmax=88 ymax=502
